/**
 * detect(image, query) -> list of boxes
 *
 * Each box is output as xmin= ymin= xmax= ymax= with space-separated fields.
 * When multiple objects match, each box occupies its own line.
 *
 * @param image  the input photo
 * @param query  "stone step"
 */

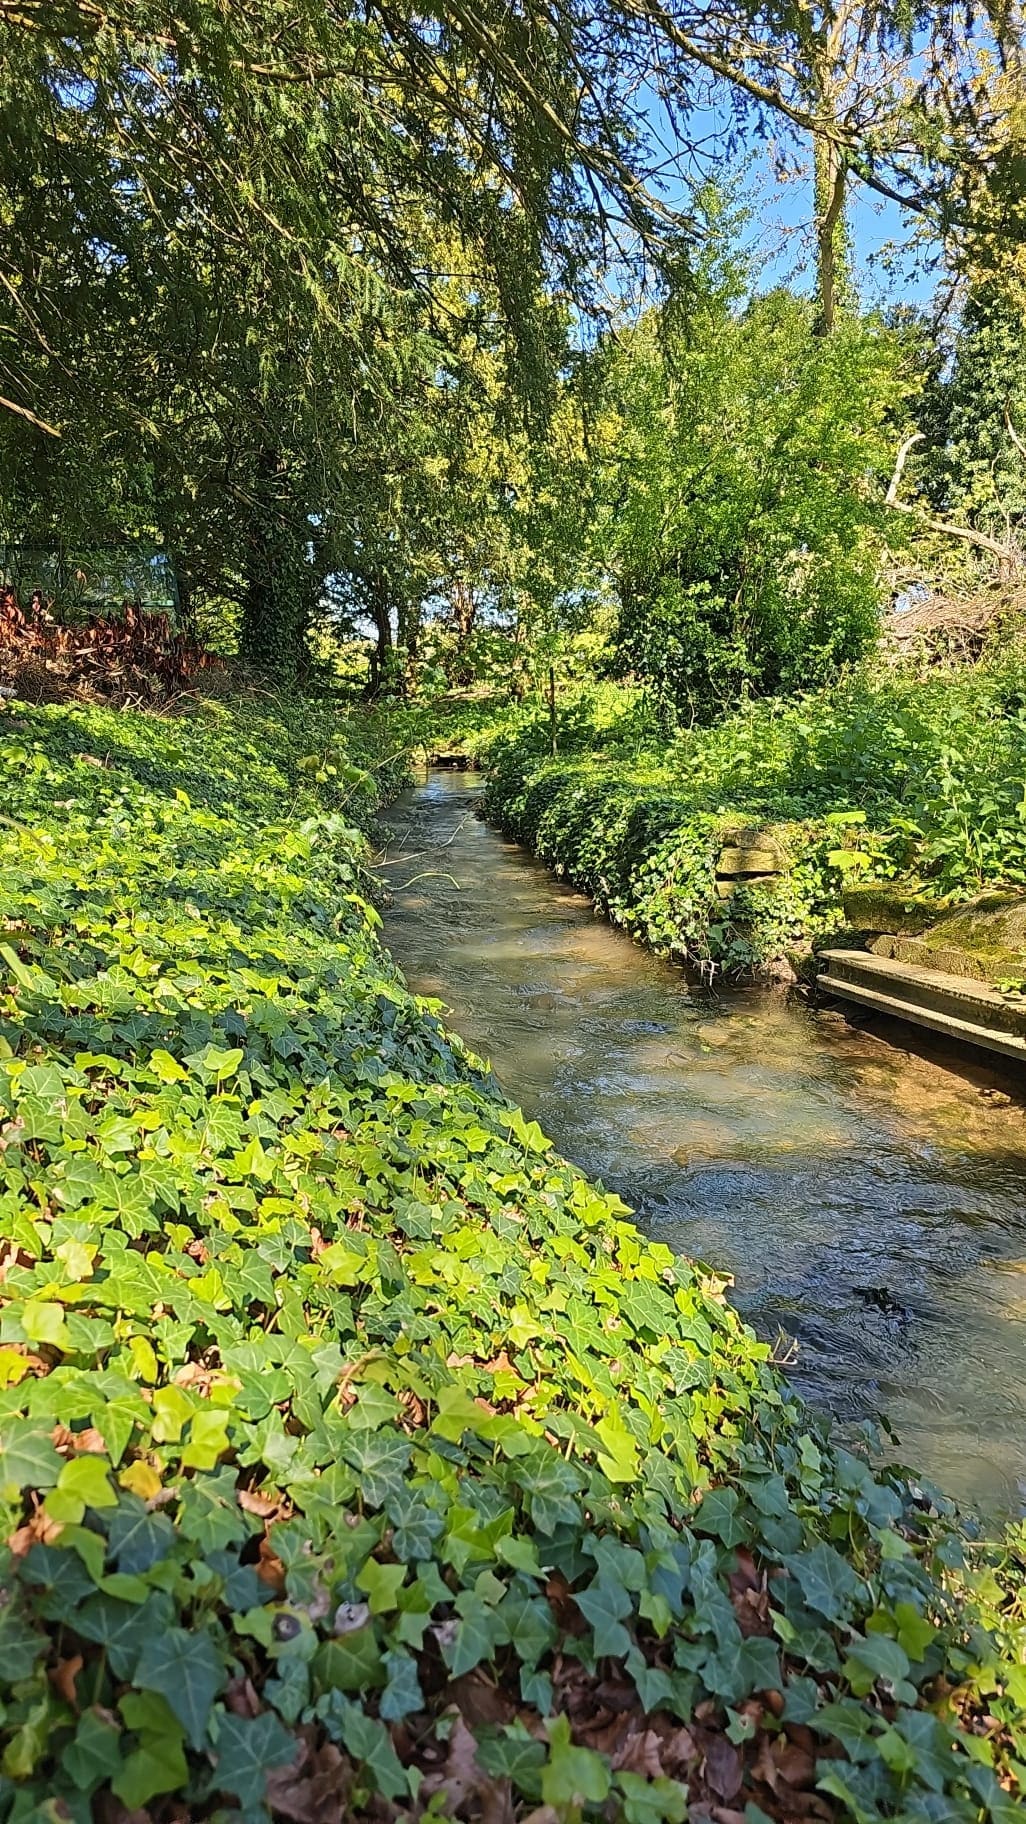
xmin=818 ymin=948 xmax=1026 ymax=1064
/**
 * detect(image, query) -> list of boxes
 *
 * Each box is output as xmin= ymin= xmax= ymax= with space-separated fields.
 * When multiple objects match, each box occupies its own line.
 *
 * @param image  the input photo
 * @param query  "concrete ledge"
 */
xmin=818 ymin=948 xmax=1026 ymax=1064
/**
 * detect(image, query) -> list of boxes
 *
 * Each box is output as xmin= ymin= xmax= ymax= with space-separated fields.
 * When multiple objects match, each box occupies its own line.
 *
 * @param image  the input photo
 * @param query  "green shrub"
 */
xmin=0 ymin=696 xmax=1024 ymax=1822
xmin=483 ymin=751 xmax=848 ymax=973
xmin=482 ymin=645 xmax=1026 ymax=971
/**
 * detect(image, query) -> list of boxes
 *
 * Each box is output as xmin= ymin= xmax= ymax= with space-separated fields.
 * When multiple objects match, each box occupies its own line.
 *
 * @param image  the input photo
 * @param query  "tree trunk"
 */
xmin=810 ymin=9 xmax=852 ymax=336
xmin=366 ymin=573 xmax=393 ymax=697
xmin=239 ymin=446 xmax=309 ymax=676
xmin=397 ymin=596 xmax=421 ymax=696
xmin=172 ymin=566 xmax=193 ymax=634
xmin=813 ymin=132 xmax=849 ymax=335
xmin=448 ymin=577 xmax=477 ymax=685
xmin=548 ymin=664 xmax=558 ymax=756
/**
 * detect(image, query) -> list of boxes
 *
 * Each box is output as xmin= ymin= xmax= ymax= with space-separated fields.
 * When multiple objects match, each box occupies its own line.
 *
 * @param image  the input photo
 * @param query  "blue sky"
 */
xmin=648 ymin=86 xmax=940 ymax=313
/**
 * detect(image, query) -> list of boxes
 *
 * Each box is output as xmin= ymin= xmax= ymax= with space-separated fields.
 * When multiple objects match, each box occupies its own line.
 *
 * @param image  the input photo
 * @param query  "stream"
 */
xmin=380 ymin=770 xmax=1026 ymax=1518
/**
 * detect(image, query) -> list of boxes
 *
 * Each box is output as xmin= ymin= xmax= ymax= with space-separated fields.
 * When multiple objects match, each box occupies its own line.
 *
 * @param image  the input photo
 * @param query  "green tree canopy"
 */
xmin=588 ymin=268 xmax=905 ymax=722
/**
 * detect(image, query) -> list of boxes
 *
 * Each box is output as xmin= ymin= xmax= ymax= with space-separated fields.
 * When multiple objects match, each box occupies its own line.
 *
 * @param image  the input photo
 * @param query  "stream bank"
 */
xmin=381 ymin=769 xmax=1026 ymax=1518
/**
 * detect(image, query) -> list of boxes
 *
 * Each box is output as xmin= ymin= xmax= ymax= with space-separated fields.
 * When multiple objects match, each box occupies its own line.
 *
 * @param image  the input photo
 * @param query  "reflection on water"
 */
xmin=379 ymin=772 xmax=1026 ymax=1516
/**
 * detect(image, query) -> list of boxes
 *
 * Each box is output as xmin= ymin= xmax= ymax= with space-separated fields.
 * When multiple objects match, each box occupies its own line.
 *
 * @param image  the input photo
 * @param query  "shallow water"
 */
xmin=379 ymin=771 xmax=1026 ymax=1517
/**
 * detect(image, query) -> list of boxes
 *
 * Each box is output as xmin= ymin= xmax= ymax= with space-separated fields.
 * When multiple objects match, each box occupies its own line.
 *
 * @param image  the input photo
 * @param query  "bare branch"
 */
xmin=0 ymin=393 xmax=60 ymax=436
xmin=885 ymin=432 xmax=1021 ymax=566
xmin=1006 ymin=409 xmax=1026 ymax=466
xmin=885 ymin=432 xmax=924 ymax=507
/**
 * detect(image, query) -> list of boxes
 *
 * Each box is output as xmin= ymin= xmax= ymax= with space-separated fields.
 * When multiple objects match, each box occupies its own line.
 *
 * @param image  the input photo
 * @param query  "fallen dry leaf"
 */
xmin=50 ymin=1654 xmax=84 ymax=1707
xmin=447 ymin=1670 xmax=517 ymax=1728
xmin=265 ymin=1738 xmax=348 ymax=1824
xmin=256 ymin=1536 xmax=286 ymax=1593
xmin=7 ymin=1501 xmax=63 ymax=1555
xmin=51 ymin=1423 xmax=107 ymax=1456
xmin=225 ymin=1676 xmax=261 ymax=1718
xmin=238 ymin=1487 xmax=281 ymax=1518
xmin=420 ymin=1710 xmax=514 ymax=1824
xmin=612 ymin=1728 xmax=668 ymax=1778
xmin=703 ymin=1735 xmax=743 ymax=1804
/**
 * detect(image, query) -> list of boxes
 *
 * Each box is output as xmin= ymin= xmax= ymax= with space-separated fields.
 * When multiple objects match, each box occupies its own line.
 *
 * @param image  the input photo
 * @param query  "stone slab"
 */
xmin=716 ymin=846 xmax=784 ymax=878
xmin=818 ymin=948 xmax=1026 ymax=1064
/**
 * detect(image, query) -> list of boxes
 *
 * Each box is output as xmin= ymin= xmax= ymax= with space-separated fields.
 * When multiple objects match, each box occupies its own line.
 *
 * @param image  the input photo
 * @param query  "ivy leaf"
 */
xmin=186 ymin=1044 xmax=244 ymax=1080
xmin=339 ymin=1431 xmax=411 ymax=1507
xmin=784 ymin=1544 xmax=866 ymax=1624
xmin=75 ymin=1593 xmax=170 ymax=1681
xmin=63 ymin=1708 xmax=124 ymax=1792
xmin=0 ymin=1416 xmax=62 ymax=1494
xmin=0 ymin=1596 xmax=46 ymax=1680
xmin=693 ymin=1486 xmax=746 ymax=1547
xmin=593 ymin=1412 xmax=640 ymax=1483
xmin=355 ymin=1557 xmax=407 ymax=1614
xmin=178 ymin=1467 xmax=249 ymax=1552
xmin=477 ymin=1725 xmax=546 ymax=1787
xmin=542 ymin=1713 xmax=610 ymax=1807
xmin=625 ymin=1646 xmax=676 ymax=1712
xmin=333 ymin=1699 xmax=409 ymax=1801
xmin=616 ymin=1771 xmax=688 ymax=1824
xmin=497 ymin=1592 xmax=556 ymax=1667
xmin=445 ymin=1600 xmax=502 ymax=1677
xmin=701 ymin=1633 xmax=781 ymax=1704
xmin=213 ymin=1710 xmax=298 ymax=1809
xmin=378 ymin=1649 xmax=424 ymax=1721
xmin=55 ymin=1453 xmax=119 ymax=1511
xmin=114 ymin=1692 xmax=188 ymax=1809
xmin=348 ymin=1383 xmax=399 ymax=1430
xmin=313 ymin=1629 xmax=383 ymax=1695
xmin=135 ymin=1626 xmax=224 ymax=1749
xmin=575 ymin=1577 xmax=633 ymax=1656
xmin=385 ymin=1488 xmax=444 ymax=1561
xmin=843 ymin=1632 xmax=914 ymax=1702
xmin=516 ymin=1450 xmax=583 ymax=1533
xmin=892 ymin=1601 xmax=937 ymax=1663
xmin=108 ymin=1496 xmax=175 ymax=1574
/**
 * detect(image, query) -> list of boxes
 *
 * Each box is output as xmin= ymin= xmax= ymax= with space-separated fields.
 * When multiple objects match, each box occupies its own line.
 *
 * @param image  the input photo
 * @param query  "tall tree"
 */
xmin=614 ymin=1 xmax=1020 ymax=325
xmin=587 ymin=258 xmax=906 ymax=721
xmin=0 ymin=0 xmax=683 ymax=669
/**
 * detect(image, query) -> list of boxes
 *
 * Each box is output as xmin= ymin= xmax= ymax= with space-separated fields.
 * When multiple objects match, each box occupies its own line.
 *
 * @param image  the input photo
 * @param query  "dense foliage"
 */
xmin=1 ymin=4 xmax=1025 ymax=1815
xmin=1 ymin=4 xmax=1020 ymax=683
xmin=588 ymin=284 xmax=905 ymax=724
xmin=480 ymin=646 xmax=1026 ymax=972
xmin=0 ymin=0 xmax=681 ymax=672
xmin=0 ymin=697 xmax=1024 ymax=1821
xmin=925 ymin=286 xmax=1026 ymax=567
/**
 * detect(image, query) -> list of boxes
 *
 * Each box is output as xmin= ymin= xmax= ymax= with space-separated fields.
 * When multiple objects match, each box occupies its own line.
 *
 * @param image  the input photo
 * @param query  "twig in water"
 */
xmin=376 ymin=813 xmax=472 ymax=870
xmin=396 ymin=871 xmax=462 ymax=891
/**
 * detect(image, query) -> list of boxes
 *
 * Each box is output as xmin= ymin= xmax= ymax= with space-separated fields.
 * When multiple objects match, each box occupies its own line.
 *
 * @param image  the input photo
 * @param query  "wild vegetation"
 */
xmin=475 ymin=646 xmax=1026 ymax=975
xmin=3 ymin=1 xmax=1026 ymax=1817
xmin=1 ymin=3 xmax=1022 ymax=689
xmin=0 ymin=697 xmax=1025 ymax=1824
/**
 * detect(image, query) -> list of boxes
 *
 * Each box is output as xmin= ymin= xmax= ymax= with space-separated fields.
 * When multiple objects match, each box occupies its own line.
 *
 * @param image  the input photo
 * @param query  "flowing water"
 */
xmin=379 ymin=770 xmax=1026 ymax=1517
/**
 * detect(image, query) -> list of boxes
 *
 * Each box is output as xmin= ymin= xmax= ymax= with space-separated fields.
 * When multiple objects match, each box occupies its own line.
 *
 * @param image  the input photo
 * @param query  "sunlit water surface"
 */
xmin=380 ymin=771 xmax=1026 ymax=1516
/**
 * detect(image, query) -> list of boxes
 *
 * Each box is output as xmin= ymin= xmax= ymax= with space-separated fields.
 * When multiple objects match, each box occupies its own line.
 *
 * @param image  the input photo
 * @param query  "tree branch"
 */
xmin=0 ymin=393 xmax=60 ymax=436
xmin=885 ymin=431 xmax=1021 ymax=565
xmin=885 ymin=432 xmax=924 ymax=506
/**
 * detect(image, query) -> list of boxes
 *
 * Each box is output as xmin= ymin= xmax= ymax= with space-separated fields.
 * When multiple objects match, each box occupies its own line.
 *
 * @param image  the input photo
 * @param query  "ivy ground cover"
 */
xmin=480 ymin=654 xmax=1026 ymax=977
xmin=0 ymin=695 xmax=1024 ymax=1823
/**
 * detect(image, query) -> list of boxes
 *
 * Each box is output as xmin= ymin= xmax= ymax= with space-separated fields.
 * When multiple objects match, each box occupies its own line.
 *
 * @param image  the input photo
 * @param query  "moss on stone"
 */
xmin=851 ymin=888 xmax=1026 ymax=987
xmin=841 ymin=883 xmax=949 ymax=933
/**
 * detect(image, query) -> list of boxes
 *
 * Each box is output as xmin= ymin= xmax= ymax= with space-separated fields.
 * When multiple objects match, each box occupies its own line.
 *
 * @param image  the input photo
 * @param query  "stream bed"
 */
xmin=380 ymin=771 xmax=1026 ymax=1517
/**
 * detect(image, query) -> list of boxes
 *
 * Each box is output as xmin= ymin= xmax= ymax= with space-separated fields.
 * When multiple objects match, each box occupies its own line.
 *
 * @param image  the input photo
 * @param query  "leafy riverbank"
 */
xmin=480 ymin=657 xmax=1026 ymax=980
xmin=1 ymin=694 xmax=1025 ymax=1822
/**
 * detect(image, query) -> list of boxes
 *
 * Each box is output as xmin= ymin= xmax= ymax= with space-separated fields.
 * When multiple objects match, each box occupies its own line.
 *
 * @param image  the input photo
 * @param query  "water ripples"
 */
xmin=381 ymin=772 xmax=1026 ymax=1516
